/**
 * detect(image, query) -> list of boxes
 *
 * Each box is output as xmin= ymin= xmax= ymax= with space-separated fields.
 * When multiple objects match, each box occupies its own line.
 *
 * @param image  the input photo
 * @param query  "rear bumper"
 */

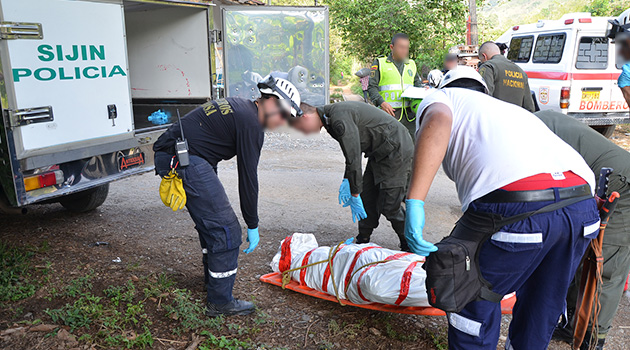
xmin=568 ymin=112 xmax=630 ymax=126
xmin=6 ymin=129 xmax=164 ymax=207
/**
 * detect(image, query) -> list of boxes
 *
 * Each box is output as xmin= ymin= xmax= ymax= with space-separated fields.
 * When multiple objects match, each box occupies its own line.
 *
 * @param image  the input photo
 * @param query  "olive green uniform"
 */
xmin=537 ymin=110 xmax=630 ymax=339
xmin=367 ymin=54 xmax=422 ymax=139
xmin=479 ymin=55 xmax=536 ymax=112
xmin=317 ymin=101 xmax=414 ymax=249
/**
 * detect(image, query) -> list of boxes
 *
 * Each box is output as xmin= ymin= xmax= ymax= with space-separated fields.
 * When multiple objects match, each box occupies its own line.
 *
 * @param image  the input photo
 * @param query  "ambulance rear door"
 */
xmin=569 ymin=30 xmax=623 ymax=115
xmin=0 ymin=0 xmax=133 ymax=160
xmin=220 ymin=6 xmax=329 ymax=105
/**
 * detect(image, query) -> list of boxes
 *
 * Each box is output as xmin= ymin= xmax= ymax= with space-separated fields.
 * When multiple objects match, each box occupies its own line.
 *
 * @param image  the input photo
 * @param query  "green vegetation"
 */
xmin=162 ymin=288 xmax=224 ymax=334
xmin=0 ymin=243 xmax=39 ymax=302
xmin=479 ymin=0 xmax=627 ymax=42
xmin=327 ymin=0 xmax=467 ymax=68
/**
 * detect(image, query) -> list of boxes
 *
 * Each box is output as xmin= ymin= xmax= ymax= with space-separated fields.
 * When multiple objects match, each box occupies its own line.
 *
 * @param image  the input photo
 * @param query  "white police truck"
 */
xmin=0 ymin=0 xmax=328 ymax=214
xmin=497 ymin=12 xmax=630 ymax=137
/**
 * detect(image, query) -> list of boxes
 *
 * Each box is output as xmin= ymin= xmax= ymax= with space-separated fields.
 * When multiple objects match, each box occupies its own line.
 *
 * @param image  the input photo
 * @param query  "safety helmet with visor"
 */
xmin=607 ymin=9 xmax=630 ymax=41
xmin=257 ymin=75 xmax=303 ymax=118
xmin=438 ymin=66 xmax=489 ymax=94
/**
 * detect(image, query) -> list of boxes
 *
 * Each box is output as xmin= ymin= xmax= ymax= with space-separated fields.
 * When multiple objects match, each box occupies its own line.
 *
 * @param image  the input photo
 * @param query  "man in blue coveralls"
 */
xmin=404 ymin=67 xmax=599 ymax=349
xmin=153 ymin=76 xmax=302 ymax=317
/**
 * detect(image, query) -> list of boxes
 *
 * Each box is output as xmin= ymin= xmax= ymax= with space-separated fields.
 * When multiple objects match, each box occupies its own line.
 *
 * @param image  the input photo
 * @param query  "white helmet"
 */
xmin=427 ymin=69 xmax=444 ymax=88
xmin=438 ymin=66 xmax=488 ymax=94
xmin=607 ymin=8 xmax=630 ymax=39
xmin=258 ymin=75 xmax=302 ymax=118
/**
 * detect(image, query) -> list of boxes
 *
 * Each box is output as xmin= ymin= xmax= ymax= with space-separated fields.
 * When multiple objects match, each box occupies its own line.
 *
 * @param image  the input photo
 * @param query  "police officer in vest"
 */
xmin=367 ymin=33 xmax=423 ymax=139
xmin=478 ymin=41 xmax=536 ymax=112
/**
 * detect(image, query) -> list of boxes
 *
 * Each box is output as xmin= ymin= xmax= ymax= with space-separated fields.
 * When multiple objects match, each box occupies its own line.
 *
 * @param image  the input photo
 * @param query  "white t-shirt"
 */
xmin=416 ymin=88 xmax=595 ymax=211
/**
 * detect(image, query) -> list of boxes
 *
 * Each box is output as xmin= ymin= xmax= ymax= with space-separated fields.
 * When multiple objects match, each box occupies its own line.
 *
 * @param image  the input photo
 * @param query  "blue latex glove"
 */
xmin=344 ymin=237 xmax=354 ymax=245
xmin=338 ymin=179 xmax=352 ymax=205
xmin=405 ymin=199 xmax=438 ymax=256
xmin=343 ymin=195 xmax=368 ymax=223
xmin=243 ymin=227 xmax=259 ymax=254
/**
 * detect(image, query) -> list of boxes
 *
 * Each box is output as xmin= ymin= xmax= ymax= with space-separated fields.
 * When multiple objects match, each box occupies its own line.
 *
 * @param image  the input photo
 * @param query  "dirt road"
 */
xmin=1 ymin=128 xmax=629 ymax=350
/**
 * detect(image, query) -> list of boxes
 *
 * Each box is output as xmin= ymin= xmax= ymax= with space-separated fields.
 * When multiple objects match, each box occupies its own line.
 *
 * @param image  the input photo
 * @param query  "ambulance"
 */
xmin=0 ymin=0 xmax=328 ymax=214
xmin=496 ymin=12 xmax=630 ymax=137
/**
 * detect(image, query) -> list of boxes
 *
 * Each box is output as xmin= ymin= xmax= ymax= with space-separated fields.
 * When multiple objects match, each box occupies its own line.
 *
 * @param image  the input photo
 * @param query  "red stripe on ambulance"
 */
xmin=525 ymin=71 xmax=621 ymax=81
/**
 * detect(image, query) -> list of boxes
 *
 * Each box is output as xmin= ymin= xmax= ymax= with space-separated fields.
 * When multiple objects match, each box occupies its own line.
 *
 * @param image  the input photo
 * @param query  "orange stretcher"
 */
xmin=261 ymin=272 xmax=516 ymax=316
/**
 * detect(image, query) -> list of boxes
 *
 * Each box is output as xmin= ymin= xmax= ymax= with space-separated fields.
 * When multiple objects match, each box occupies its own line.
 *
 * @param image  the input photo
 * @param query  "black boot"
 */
xmin=552 ymin=307 xmax=575 ymax=344
xmin=356 ymin=228 xmax=373 ymax=244
xmin=580 ymin=333 xmax=605 ymax=350
xmin=390 ymin=221 xmax=410 ymax=252
xmin=206 ymin=299 xmax=255 ymax=317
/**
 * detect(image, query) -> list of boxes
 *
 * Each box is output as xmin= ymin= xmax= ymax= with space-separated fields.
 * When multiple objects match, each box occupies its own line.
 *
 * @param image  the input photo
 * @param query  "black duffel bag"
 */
xmin=424 ymin=195 xmax=592 ymax=313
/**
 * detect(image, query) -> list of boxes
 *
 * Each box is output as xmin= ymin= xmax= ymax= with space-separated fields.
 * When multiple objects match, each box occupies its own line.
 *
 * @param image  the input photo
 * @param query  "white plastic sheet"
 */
xmin=270 ymin=233 xmax=430 ymax=307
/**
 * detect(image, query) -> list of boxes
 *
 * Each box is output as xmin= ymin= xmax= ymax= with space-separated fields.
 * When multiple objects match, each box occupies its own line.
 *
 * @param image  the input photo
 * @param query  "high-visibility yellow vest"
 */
xmin=378 ymin=57 xmax=417 ymax=109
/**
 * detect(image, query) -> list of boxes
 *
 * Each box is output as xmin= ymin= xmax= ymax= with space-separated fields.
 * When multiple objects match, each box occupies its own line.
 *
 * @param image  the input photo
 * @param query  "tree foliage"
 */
xmin=326 ymin=0 xmax=468 ymax=68
xmin=583 ymin=0 xmax=626 ymax=17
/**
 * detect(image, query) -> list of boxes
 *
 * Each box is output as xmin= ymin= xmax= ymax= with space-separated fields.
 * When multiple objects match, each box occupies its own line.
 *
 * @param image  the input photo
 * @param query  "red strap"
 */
xmin=279 ymin=235 xmax=293 ymax=272
xmin=322 ymin=244 xmax=345 ymax=292
xmin=357 ymin=252 xmax=412 ymax=302
xmin=394 ymin=261 xmax=419 ymax=305
xmin=299 ymin=249 xmax=316 ymax=286
xmin=344 ymin=246 xmax=379 ymax=288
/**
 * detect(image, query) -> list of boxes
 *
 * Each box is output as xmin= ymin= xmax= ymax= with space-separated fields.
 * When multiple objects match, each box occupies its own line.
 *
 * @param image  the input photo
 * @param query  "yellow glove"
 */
xmin=159 ymin=169 xmax=187 ymax=211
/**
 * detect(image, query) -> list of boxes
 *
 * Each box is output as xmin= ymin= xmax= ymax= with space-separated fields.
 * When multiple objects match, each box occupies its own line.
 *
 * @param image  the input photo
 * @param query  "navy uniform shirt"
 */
xmin=153 ymin=97 xmax=263 ymax=229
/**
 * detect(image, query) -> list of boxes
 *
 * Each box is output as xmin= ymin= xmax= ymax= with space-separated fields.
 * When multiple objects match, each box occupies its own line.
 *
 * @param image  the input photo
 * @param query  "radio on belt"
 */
xmin=175 ymin=109 xmax=190 ymax=167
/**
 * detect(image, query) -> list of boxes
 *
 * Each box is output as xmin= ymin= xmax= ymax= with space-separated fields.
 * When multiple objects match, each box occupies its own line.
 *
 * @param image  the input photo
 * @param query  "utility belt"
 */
xmin=424 ymin=184 xmax=592 ymax=313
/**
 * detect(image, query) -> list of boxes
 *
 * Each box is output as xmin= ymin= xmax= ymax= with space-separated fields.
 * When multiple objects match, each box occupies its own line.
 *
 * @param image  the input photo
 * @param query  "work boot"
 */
xmin=391 ymin=221 xmax=411 ymax=252
xmin=356 ymin=228 xmax=373 ymax=244
xmin=552 ymin=307 xmax=575 ymax=344
xmin=580 ymin=334 xmax=605 ymax=350
xmin=206 ymin=299 xmax=255 ymax=317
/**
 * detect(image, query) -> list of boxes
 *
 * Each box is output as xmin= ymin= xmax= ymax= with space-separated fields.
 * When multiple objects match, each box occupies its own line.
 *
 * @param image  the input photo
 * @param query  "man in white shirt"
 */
xmin=405 ymin=67 xmax=600 ymax=349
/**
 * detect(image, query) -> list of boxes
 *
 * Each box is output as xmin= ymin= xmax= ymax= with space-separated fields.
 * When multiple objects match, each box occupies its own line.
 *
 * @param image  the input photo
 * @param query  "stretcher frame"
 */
xmin=261 ymin=272 xmax=516 ymax=316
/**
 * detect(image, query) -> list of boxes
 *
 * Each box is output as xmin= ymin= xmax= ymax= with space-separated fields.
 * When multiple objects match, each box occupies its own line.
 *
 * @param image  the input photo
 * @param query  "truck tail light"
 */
xmin=24 ymin=170 xmax=64 ymax=192
xmin=579 ymin=18 xmax=592 ymax=23
xmin=560 ymin=87 xmax=570 ymax=109
xmin=564 ymin=19 xmax=574 ymax=25
xmin=512 ymin=26 xmax=519 ymax=31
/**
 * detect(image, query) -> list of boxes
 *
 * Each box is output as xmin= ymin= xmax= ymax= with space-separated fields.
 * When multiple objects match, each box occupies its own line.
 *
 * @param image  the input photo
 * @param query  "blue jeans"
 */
xmin=155 ymin=152 xmax=242 ymax=305
xmin=447 ymin=193 xmax=600 ymax=350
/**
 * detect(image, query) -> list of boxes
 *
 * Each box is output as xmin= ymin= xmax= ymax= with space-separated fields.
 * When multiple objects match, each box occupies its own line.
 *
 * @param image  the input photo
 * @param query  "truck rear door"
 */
xmin=570 ymin=32 xmax=620 ymax=114
xmin=0 ymin=0 xmax=133 ymax=159
xmin=221 ymin=6 xmax=329 ymax=105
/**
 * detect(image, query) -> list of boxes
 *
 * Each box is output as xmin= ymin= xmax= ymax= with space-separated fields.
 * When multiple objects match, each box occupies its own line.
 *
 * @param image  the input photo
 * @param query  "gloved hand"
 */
xmin=243 ymin=227 xmax=259 ymax=254
xmin=343 ymin=195 xmax=368 ymax=223
xmin=338 ymin=179 xmax=352 ymax=205
xmin=405 ymin=199 xmax=438 ymax=256
xmin=159 ymin=169 xmax=187 ymax=211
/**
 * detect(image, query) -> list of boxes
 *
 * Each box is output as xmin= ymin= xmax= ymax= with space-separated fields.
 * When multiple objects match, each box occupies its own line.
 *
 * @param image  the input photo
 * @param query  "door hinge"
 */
xmin=7 ymin=106 xmax=54 ymax=127
xmin=210 ymin=29 xmax=222 ymax=43
xmin=0 ymin=22 xmax=43 ymax=40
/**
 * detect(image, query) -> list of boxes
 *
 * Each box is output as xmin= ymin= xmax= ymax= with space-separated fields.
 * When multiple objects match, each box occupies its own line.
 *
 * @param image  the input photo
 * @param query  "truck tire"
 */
xmin=592 ymin=125 xmax=615 ymax=138
xmin=59 ymin=184 xmax=109 ymax=213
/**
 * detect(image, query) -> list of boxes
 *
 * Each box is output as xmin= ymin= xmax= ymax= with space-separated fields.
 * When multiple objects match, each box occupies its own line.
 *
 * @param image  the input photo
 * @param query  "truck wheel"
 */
xmin=59 ymin=184 xmax=109 ymax=213
xmin=592 ymin=125 xmax=615 ymax=138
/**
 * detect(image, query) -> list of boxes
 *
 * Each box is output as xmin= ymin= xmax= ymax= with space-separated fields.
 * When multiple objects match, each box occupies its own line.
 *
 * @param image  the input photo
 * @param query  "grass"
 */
xmin=0 ymin=243 xmax=38 ymax=302
xmin=350 ymin=81 xmax=363 ymax=96
xmin=162 ymin=288 xmax=224 ymax=334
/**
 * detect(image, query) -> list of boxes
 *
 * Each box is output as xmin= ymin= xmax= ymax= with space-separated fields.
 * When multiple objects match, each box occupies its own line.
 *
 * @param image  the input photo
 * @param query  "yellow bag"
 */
xmin=159 ymin=169 xmax=186 ymax=211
